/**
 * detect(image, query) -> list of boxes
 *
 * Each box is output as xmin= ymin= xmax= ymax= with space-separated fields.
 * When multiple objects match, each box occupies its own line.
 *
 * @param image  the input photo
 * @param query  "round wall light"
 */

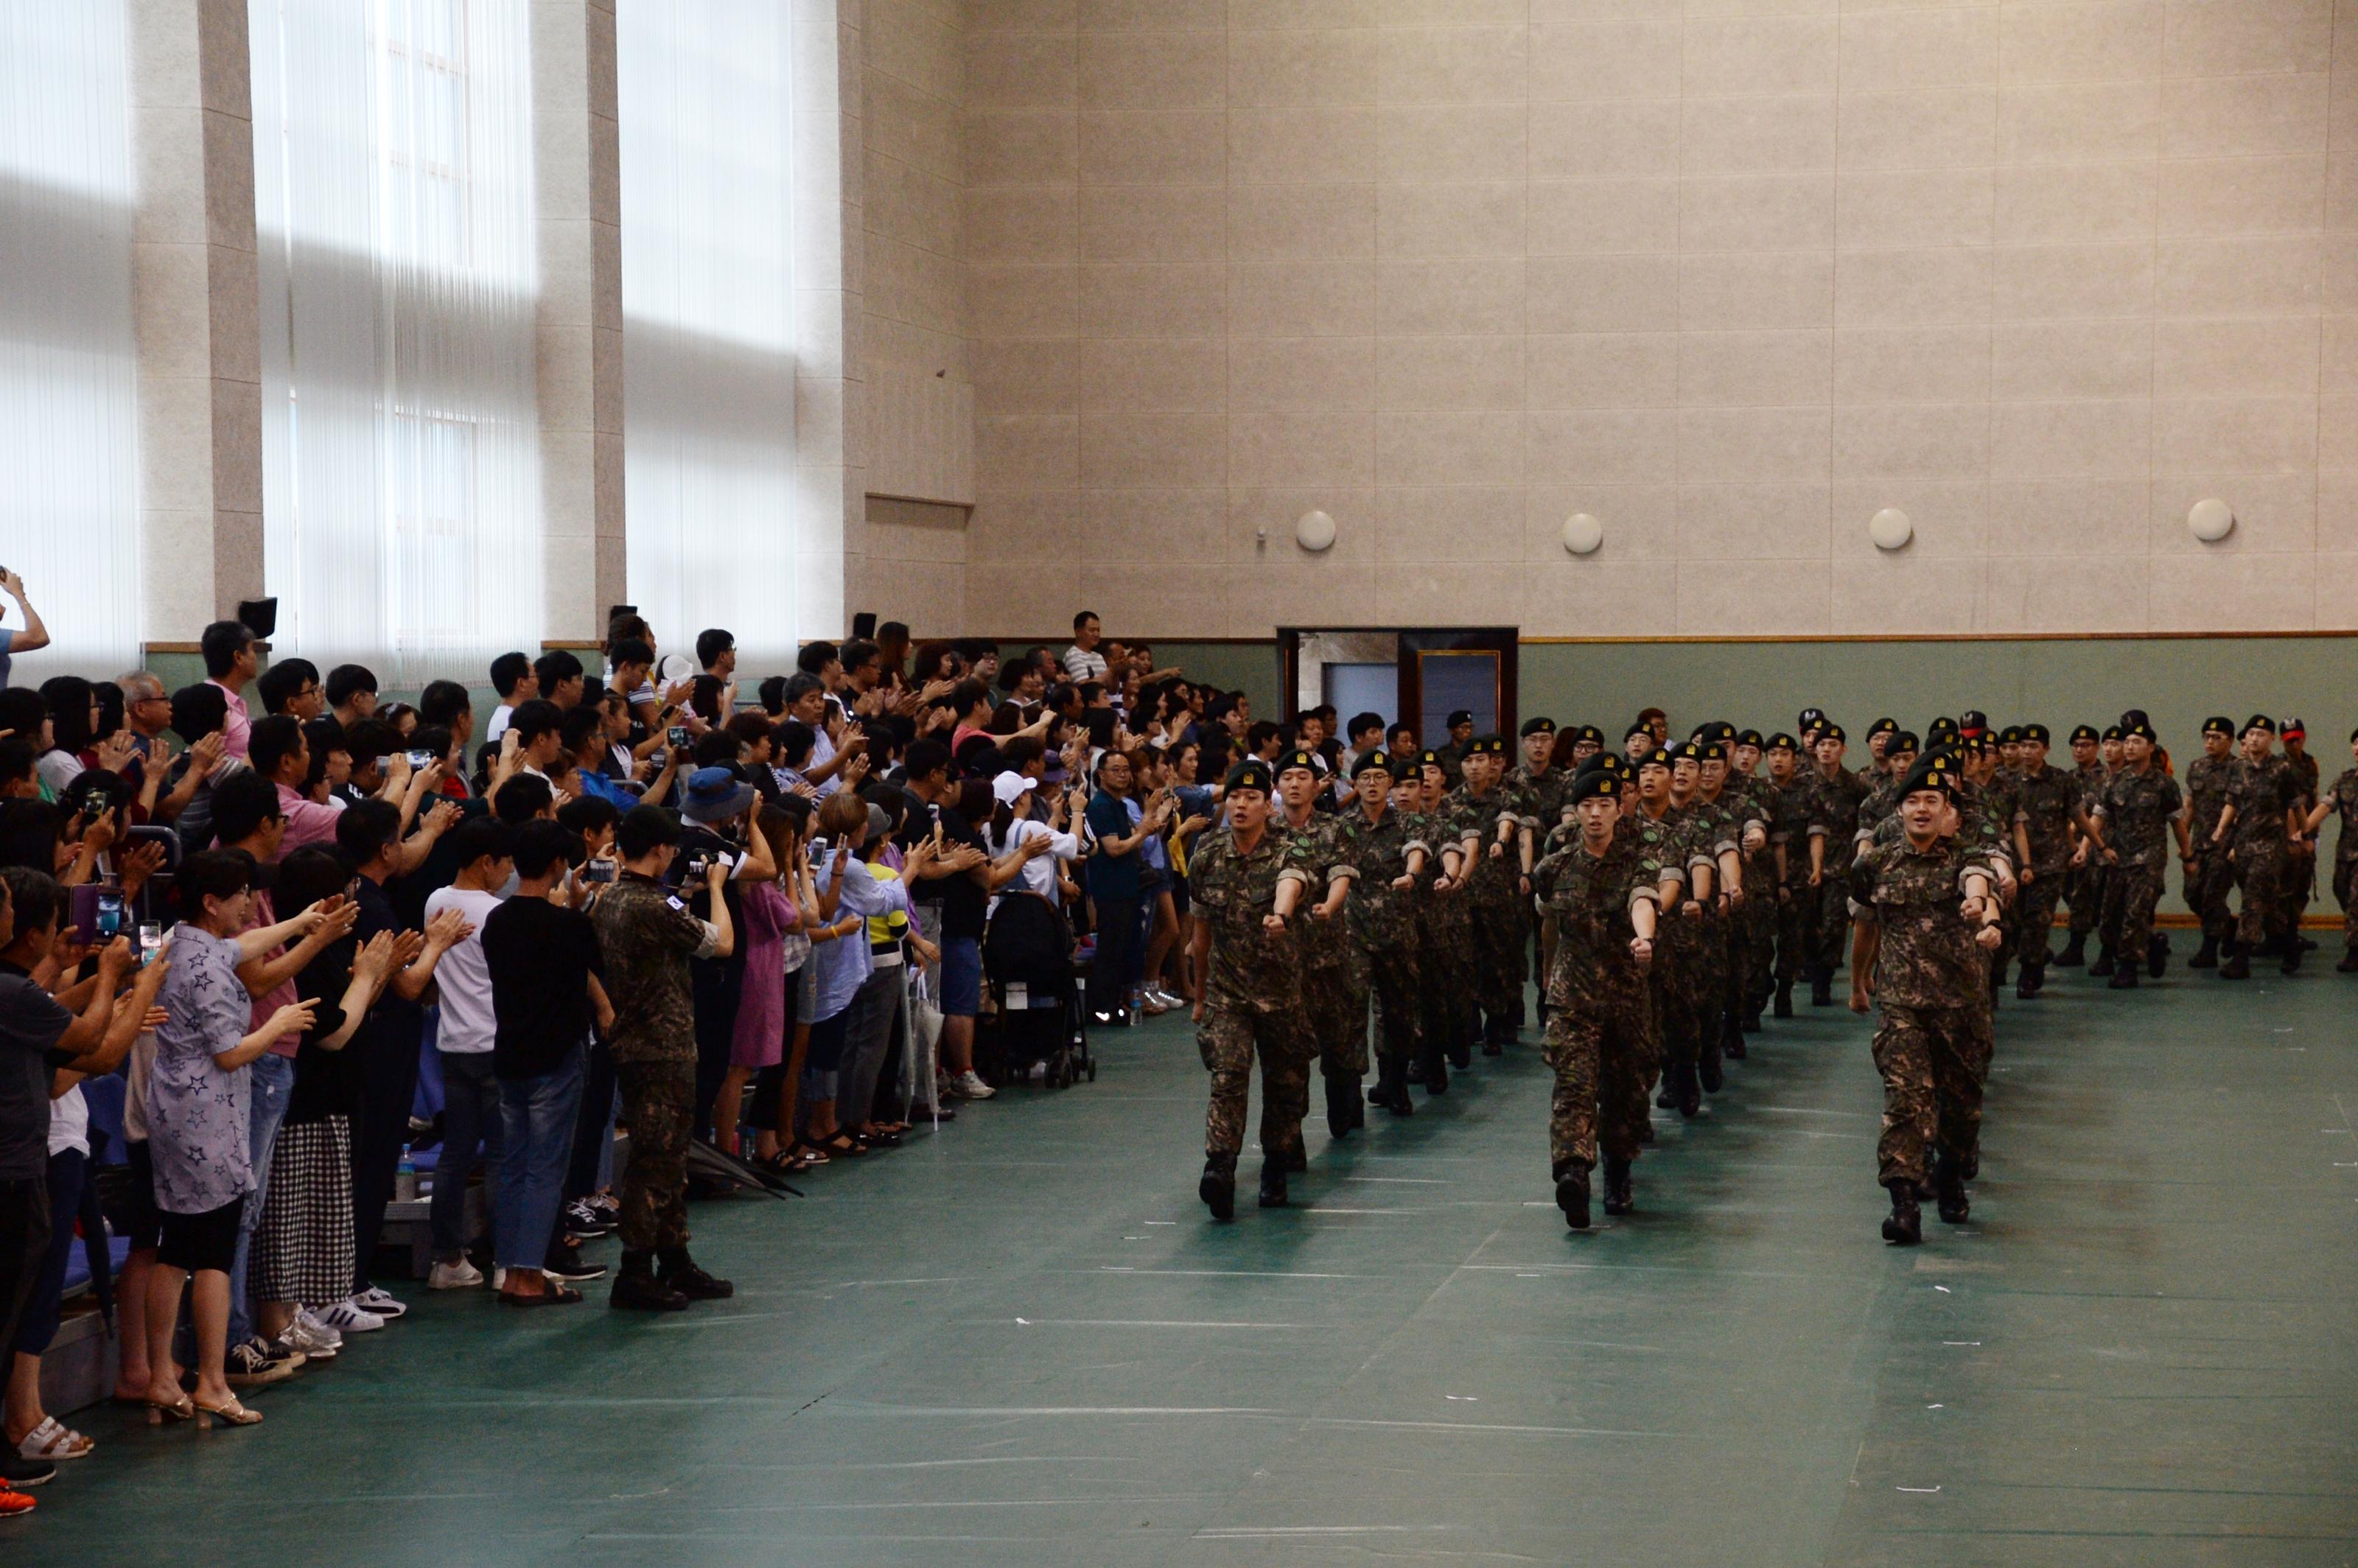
xmin=1868 ymin=507 xmax=1912 ymax=551
xmin=1561 ymin=511 xmax=1603 ymax=555
xmin=1295 ymin=508 xmax=1336 ymax=553
xmin=2188 ymin=497 xmax=2234 ymax=543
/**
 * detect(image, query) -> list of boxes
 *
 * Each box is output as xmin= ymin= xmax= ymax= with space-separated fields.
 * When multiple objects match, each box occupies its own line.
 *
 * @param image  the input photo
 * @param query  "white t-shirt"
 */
xmin=995 ymin=818 xmax=1079 ymax=900
xmin=486 ymin=704 xmax=516 ymax=743
xmin=423 ymin=886 xmax=505 ymax=1054
xmin=49 ymin=1082 xmax=89 ymax=1157
xmin=1063 ymin=645 xmax=1108 ymax=683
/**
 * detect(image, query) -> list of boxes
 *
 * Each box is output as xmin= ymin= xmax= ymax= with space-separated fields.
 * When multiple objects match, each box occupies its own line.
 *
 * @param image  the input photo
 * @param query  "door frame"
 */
xmin=1276 ymin=626 xmax=1519 ymax=741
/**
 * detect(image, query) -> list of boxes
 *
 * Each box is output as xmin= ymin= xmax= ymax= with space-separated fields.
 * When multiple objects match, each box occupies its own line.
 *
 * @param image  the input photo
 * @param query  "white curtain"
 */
xmin=251 ymin=0 xmax=542 ymax=687
xmin=0 ymin=1 xmax=140 ymax=680
xmin=618 ymin=0 xmax=797 ymax=669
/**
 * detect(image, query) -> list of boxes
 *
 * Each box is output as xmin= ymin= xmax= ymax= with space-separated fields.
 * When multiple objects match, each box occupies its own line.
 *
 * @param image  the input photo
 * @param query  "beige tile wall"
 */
xmin=956 ymin=0 xmax=2357 ymax=637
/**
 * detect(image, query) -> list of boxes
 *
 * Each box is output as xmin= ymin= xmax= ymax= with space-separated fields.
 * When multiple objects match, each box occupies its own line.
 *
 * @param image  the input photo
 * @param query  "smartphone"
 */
xmin=808 ymin=834 xmax=832 ymax=864
xmin=406 ymin=749 xmax=434 ymax=770
xmin=94 ymin=889 xmax=125 ymax=940
xmin=668 ymin=725 xmax=690 ymax=749
xmin=139 ymin=922 xmax=164 ymax=965
xmin=581 ymin=858 xmax=616 ymax=885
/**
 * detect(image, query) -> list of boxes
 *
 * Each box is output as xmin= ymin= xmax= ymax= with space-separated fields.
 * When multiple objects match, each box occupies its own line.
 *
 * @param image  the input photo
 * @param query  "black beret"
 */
xmin=2101 ymin=725 xmax=2124 ymax=741
xmin=1698 ymin=741 xmax=1726 ymax=762
xmin=2243 ymin=713 xmax=2275 ymax=735
xmin=1867 ymin=717 xmax=1897 ymax=738
xmin=1925 ymin=717 xmax=1959 ymax=743
xmin=1670 ymin=740 xmax=1704 ymax=763
xmin=1735 ymin=728 xmax=1764 ymax=748
xmin=1446 ymin=710 xmax=1474 ymax=729
xmin=1277 ymin=749 xmax=1320 ymax=775
xmin=2070 ymin=724 xmax=2100 ymax=744
xmin=1998 ymin=725 xmax=2023 ymax=744
xmin=2124 ymin=718 xmax=2157 ymax=743
xmin=1575 ymin=724 xmax=1604 ymax=746
xmin=1765 ymin=732 xmax=1798 ymax=752
xmin=1520 ymin=716 xmax=1556 ymax=738
xmin=1624 ymin=719 xmax=1654 ymax=741
xmin=1818 ymin=723 xmax=1847 ymax=743
xmin=1635 ymin=746 xmax=1673 ymax=772
xmin=1417 ymin=748 xmax=1445 ymax=769
xmin=1887 ymin=730 xmax=1920 ymax=755
xmin=1468 ymin=735 xmax=1508 ymax=756
xmin=1349 ymin=750 xmax=1394 ymax=780
xmin=1225 ymin=760 xmax=1273 ymax=794
xmin=2202 ymin=715 xmax=2235 ymax=738
xmin=1897 ymin=755 xmax=1959 ymax=799
xmin=1564 ymin=770 xmax=1620 ymax=806
xmin=2021 ymin=723 xmax=2050 ymax=744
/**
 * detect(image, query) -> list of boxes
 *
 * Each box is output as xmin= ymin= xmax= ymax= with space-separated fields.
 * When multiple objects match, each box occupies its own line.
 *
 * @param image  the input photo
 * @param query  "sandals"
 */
xmin=815 ymin=1132 xmax=866 ymax=1158
xmin=792 ymin=1140 xmax=831 ymax=1166
xmin=192 ymin=1397 xmax=262 ymax=1428
xmin=497 ymin=1284 xmax=584 ymax=1308
xmin=18 ymin=1419 xmax=92 ymax=1460
xmin=144 ymin=1394 xmax=194 ymax=1427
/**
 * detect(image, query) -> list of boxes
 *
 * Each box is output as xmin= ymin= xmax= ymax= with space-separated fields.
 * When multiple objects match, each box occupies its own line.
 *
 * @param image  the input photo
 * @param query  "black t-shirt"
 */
xmin=480 ymin=897 xmax=603 ymax=1080
xmin=287 ymin=940 xmax=365 ymax=1124
xmin=909 ymin=801 xmax=989 ymax=940
xmin=0 ymin=963 xmax=74 ymax=1180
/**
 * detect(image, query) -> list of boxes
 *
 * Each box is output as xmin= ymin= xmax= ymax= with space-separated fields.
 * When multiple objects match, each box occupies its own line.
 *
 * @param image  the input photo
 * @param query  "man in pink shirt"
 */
xmin=248 ymin=715 xmax=347 ymax=850
xmin=201 ymin=619 xmax=260 ymax=760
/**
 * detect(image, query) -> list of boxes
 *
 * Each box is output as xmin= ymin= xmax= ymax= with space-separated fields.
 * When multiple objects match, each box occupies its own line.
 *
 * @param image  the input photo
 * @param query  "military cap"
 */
xmin=2021 ymin=723 xmax=2051 ymax=745
xmin=1669 ymin=740 xmax=1704 ymax=763
xmin=1564 ymin=769 xmax=1620 ymax=806
xmin=1998 ymin=724 xmax=2023 ymax=745
xmin=1635 ymin=746 xmax=1674 ymax=772
xmin=1225 ymin=760 xmax=1274 ymax=794
xmin=1697 ymin=740 xmax=1727 ymax=762
xmin=2070 ymin=724 xmax=2101 ymax=744
xmin=1798 ymin=707 xmax=1826 ymax=728
xmin=1867 ymin=716 xmax=1898 ymax=738
xmin=1735 ymin=728 xmax=1764 ymax=749
xmin=1467 ymin=734 xmax=1508 ymax=756
xmin=2124 ymin=718 xmax=2157 ymax=743
xmin=2101 ymin=725 xmax=2124 ymax=742
xmin=2202 ymin=715 xmax=2235 ymax=738
xmin=1958 ymin=710 xmax=1989 ymax=737
xmin=1276 ymin=748 xmax=1321 ymax=776
xmin=1959 ymin=734 xmax=1987 ymax=756
xmin=1417 ymin=748 xmax=1446 ymax=770
xmin=1574 ymin=724 xmax=1605 ymax=746
xmin=1349 ymin=749 xmax=1395 ymax=780
xmin=1817 ymin=723 xmax=1847 ymax=743
xmin=1887 ymin=730 xmax=1920 ymax=755
xmin=1446 ymin=710 xmax=1474 ymax=729
xmin=1624 ymin=719 xmax=1654 ymax=742
xmin=1897 ymin=755 xmax=1959 ymax=799
xmin=2282 ymin=717 xmax=2305 ymax=740
xmin=2120 ymin=708 xmax=2151 ymax=730
xmin=2243 ymin=713 xmax=2276 ymax=735
xmin=1765 ymin=732 xmax=1798 ymax=752
xmin=1520 ymin=715 xmax=1557 ymax=738
xmin=1701 ymin=721 xmax=1737 ymax=743
xmin=1925 ymin=716 xmax=1960 ymax=745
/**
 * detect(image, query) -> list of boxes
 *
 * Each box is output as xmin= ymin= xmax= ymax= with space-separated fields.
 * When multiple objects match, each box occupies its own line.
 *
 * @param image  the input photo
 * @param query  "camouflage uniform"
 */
xmin=2094 ymin=766 xmax=2185 ymax=964
xmin=1506 ymin=763 xmax=1562 ymax=1019
xmin=2182 ymin=752 xmax=2238 ymax=946
xmin=1533 ymin=831 xmax=1665 ymax=1175
xmin=2225 ymin=755 xmax=2299 ymax=950
xmin=2283 ymin=748 xmax=2320 ymax=934
xmin=1808 ymin=766 xmax=1872 ymax=977
xmin=1849 ymin=836 xmax=1995 ymax=1188
xmin=1449 ymin=780 xmax=1528 ymax=1037
xmin=1188 ymin=826 xmax=1317 ymax=1159
xmin=1768 ymin=775 xmax=1816 ymax=995
xmin=1639 ymin=806 xmax=1711 ymax=1099
xmin=2066 ymin=760 xmax=2112 ymax=943
xmin=2322 ymin=766 xmax=2358 ymax=953
xmin=2013 ymin=763 xmax=2081 ymax=970
xmin=1335 ymin=805 xmax=1427 ymax=1077
xmin=1735 ymin=774 xmax=1780 ymax=1017
xmin=1278 ymin=810 xmax=1361 ymax=1096
xmin=594 ymin=873 xmax=718 ymax=1253
xmin=1422 ymin=794 xmax=1484 ymax=1067
xmin=1678 ymin=790 xmax=1743 ymax=1064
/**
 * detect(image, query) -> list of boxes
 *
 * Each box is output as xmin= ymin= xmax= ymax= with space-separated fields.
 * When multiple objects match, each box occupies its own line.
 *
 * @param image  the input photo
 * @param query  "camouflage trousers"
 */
xmin=1543 ymin=990 xmax=1657 ymax=1173
xmin=2098 ymin=858 xmax=2166 ymax=961
xmin=1307 ymin=951 xmax=1366 ymax=1081
xmin=2185 ymin=844 xmax=2236 ymax=942
xmin=2014 ymin=869 xmax=2065 ymax=969
xmin=1774 ymin=881 xmax=1811 ymax=985
xmin=1199 ymin=1003 xmax=1313 ymax=1159
xmin=1469 ymin=886 xmax=1525 ymax=1021
xmin=2282 ymin=844 xmax=2316 ymax=934
xmin=1420 ymin=906 xmax=1477 ymax=1057
xmin=1811 ymin=864 xmax=1854 ymax=977
xmin=2231 ymin=839 xmax=2289 ymax=947
xmin=2334 ymin=858 xmax=2358 ymax=950
xmin=1649 ymin=943 xmax=1695 ymax=1076
xmin=1362 ymin=942 xmax=1421 ymax=1070
xmin=1741 ymin=876 xmax=1776 ymax=1011
xmin=1869 ymin=1002 xmax=1993 ymax=1187
xmin=2067 ymin=861 xmax=2110 ymax=937
xmin=1679 ymin=905 xmax=1726 ymax=1042
xmin=615 ymin=1058 xmax=694 ymax=1253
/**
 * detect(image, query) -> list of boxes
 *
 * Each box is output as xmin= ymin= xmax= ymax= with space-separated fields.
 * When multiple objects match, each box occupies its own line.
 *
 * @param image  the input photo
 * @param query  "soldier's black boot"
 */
xmin=1697 ymin=1025 xmax=1724 ymax=1093
xmin=1809 ymin=967 xmax=1833 ymax=1007
xmin=610 ymin=1250 xmax=690 ymax=1312
xmin=1601 ymin=1156 xmax=1634 ymax=1217
xmin=1257 ymin=1158 xmax=1289 ymax=1210
xmin=1421 ymin=1046 xmax=1449 ymax=1095
xmin=1282 ymin=1138 xmax=1308 ymax=1174
xmin=2088 ymin=943 xmax=2116 ymax=976
xmin=1324 ymin=1076 xmax=1358 ymax=1138
xmin=2015 ymin=962 xmax=2041 ymax=1001
xmin=2219 ymin=941 xmax=2251 ymax=980
xmin=1934 ymin=1150 xmax=1970 ymax=1225
xmin=1675 ymin=1061 xmax=1701 ymax=1120
xmin=2055 ymin=931 xmax=2088 ymax=968
xmin=2107 ymin=964 xmax=2138 ymax=989
xmin=1371 ymin=1062 xmax=1413 ymax=1116
xmin=2337 ymin=946 xmax=2358 ymax=973
xmin=1554 ymin=1163 xmax=1592 ymax=1231
xmin=2189 ymin=934 xmax=2219 ymax=969
xmin=657 ymin=1246 xmax=735 ymax=1301
xmin=1654 ymin=1075 xmax=1680 ymax=1110
xmin=1447 ymin=1021 xmax=1472 ymax=1071
xmin=1723 ymin=1012 xmax=1747 ymax=1061
xmin=1990 ymin=956 xmax=2009 ymax=995
xmin=1881 ymin=1181 xmax=1923 ymax=1246
xmin=1481 ymin=1014 xmax=1507 ymax=1056
xmin=2148 ymin=932 xmax=2169 ymax=978
xmin=1200 ymin=1154 xmax=1237 ymax=1221
xmin=1772 ymin=981 xmax=1794 ymax=1019
xmin=2281 ymin=939 xmax=2303 ymax=976
xmin=1740 ymin=1006 xmax=1763 ymax=1034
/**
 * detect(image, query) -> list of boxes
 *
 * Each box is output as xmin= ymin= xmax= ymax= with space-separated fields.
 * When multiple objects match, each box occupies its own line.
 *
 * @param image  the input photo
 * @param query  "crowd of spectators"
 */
xmin=0 ymin=584 xmax=1305 ymax=1516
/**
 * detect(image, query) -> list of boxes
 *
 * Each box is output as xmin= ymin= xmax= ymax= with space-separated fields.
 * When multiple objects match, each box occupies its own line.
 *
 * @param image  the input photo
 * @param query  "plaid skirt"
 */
xmin=255 ymin=1116 xmax=354 ymax=1309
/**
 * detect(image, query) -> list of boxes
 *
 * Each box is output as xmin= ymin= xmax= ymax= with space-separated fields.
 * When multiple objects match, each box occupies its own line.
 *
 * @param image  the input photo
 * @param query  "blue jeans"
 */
xmin=430 ymin=1051 xmax=503 ymax=1263
xmin=229 ymin=1051 xmax=295 ymax=1344
xmin=494 ymin=1047 xmax=585 ymax=1273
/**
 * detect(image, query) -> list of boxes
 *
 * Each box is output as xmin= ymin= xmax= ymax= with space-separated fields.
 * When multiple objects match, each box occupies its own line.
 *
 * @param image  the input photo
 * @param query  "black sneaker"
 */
xmin=226 ymin=1336 xmax=298 ymax=1386
xmin=0 ymin=1454 xmax=55 ymax=1488
xmin=610 ymin=1270 xmax=690 ymax=1312
xmin=564 ymin=1199 xmax=614 ymax=1239
xmin=543 ymin=1248 xmax=609 ymax=1284
xmin=657 ymin=1260 xmax=735 ymax=1301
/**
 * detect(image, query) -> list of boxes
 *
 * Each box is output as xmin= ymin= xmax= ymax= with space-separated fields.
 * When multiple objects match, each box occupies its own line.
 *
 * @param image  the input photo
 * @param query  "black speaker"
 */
xmin=237 ymin=598 xmax=278 ymax=640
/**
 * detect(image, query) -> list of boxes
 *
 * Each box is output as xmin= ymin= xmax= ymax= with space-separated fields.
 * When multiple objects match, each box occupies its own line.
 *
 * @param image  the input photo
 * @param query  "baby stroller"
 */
xmin=982 ymin=891 xmax=1094 ymax=1089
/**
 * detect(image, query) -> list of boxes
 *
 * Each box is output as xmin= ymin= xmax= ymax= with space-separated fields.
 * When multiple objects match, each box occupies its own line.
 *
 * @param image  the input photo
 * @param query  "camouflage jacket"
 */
xmin=1188 ymin=825 xmax=1316 ymax=1012
xmin=1505 ymin=765 xmax=1564 ymax=838
xmin=1849 ymin=834 xmax=1990 ymax=1009
xmin=2326 ymin=768 xmax=2358 ymax=863
xmin=2015 ymin=763 xmax=2081 ymax=874
xmin=1444 ymin=784 xmax=1519 ymax=898
xmin=592 ymin=872 xmax=716 ymax=1065
xmin=2225 ymin=755 xmax=2298 ymax=849
xmin=1766 ymin=776 xmax=1813 ymax=881
xmin=2072 ymin=761 xmax=2110 ymax=813
xmin=1533 ymin=831 xmax=1664 ymax=1012
xmin=2096 ymin=766 xmax=2184 ymax=870
xmin=1979 ymin=771 xmax=2024 ymax=866
xmin=1806 ymin=767 xmax=1872 ymax=868
xmin=1855 ymin=775 xmax=1903 ymax=848
xmin=2288 ymin=750 xmax=2320 ymax=813
xmin=2184 ymin=754 xmax=2235 ymax=841
xmin=1334 ymin=805 xmax=1425 ymax=951
xmin=1277 ymin=811 xmax=1356 ymax=967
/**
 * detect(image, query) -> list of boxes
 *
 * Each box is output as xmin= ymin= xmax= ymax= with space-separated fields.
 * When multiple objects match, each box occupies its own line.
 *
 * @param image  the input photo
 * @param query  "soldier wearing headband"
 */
xmin=1847 ymin=752 xmax=2004 ymax=1244
xmin=1335 ymin=749 xmax=1431 ymax=1117
xmin=2085 ymin=719 xmax=2191 ymax=989
xmin=2183 ymin=716 xmax=2240 ymax=970
xmin=1273 ymin=749 xmax=1362 ymax=1148
xmin=2211 ymin=714 xmax=2304 ymax=979
xmin=1187 ymin=760 xmax=1315 ymax=1218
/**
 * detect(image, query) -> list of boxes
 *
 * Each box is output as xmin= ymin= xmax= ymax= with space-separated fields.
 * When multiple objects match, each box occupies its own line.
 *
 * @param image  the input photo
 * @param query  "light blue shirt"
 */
xmin=808 ymin=854 xmax=908 ymax=1021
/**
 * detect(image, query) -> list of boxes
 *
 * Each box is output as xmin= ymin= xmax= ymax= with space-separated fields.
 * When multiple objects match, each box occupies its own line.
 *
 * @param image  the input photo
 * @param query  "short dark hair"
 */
xmin=696 ymin=629 xmax=735 ymax=668
xmin=326 ymin=664 xmax=378 ymax=707
xmin=419 ymin=679 xmax=472 ymax=727
xmin=797 ymin=640 xmax=839 ymax=676
xmin=169 ymin=682 xmax=229 ymax=746
xmin=275 ymin=845 xmax=351 ymax=918
xmin=840 ymin=638 xmax=879 ymax=676
xmin=256 ymin=658 xmax=318 ymax=715
xmin=211 ymin=769 xmax=285 ymax=845
xmin=1348 ymin=712 xmax=1385 ymax=743
xmin=335 ymin=798 xmax=404 ymax=867
xmin=0 ymin=738 xmax=33 ymax=790
xmin=1246 ymin=720 xmax=1281 ymax=752
xmin=774 ymin=719 xmax=816 ymax=767
xmin=560 ymin=705 xmax=606 ymax=755
xmin=444 ymin=816 xmax=514 ymax=872
xmin=617 ymin=804 xmax=679 ymax=860
xmin=951 ymin=678 xmax=990 ymax=716
xmin=511 ymin=819 xmax=584 ymax=881
xmin=1073 ymin=609 xmax=1097 ymax=632
xmin=556 ymin=794 xmax=619 ymax=839
xmin=490 ymin=651 xmax=534 ymax=699
xmin=691 ymin=730 xmax=738 ymax=769
xmin=510 ymin=699 xmax=564 ymax=749
xmin=757 ymin=675 xmax=789 ymax=716
xmin=492 ymin=771 xmax=555 ymax=825
xmin=345 ymin=718 xmax=399 ymax=769
xmin=609 ymin=637 xmax=654 ymax=672
xmin=177 ymin=848 xmax=254 ymax=910
xmin=903 ymin=738 xmax=951 ymax=786
xmin=41 ymin=676 xmax=96 ymax=753
xmin=533 ymin=650 xmax=584 ymax=696
xmin=783 ymin=672 xmax=824 ymax=707
xmin=0 ymin=866 xmax=60 ymax=944
xmin=248 ymin=714 xmax=307 ymax=780
xmin=200 ymin=620 xmax=254 ymax=679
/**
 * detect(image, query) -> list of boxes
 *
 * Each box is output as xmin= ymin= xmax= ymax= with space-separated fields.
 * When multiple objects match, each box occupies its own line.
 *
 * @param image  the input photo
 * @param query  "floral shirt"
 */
xmin=147 ymin=925 xmax=258 ymax=1214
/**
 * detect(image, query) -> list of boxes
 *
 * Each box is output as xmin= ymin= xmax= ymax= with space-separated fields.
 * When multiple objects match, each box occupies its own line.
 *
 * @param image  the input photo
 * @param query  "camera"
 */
xmin=407 ymin=749 xmax=434 ymax=770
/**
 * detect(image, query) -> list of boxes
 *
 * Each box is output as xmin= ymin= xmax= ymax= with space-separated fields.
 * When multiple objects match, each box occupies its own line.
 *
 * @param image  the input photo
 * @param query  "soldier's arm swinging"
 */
xmin=1716 ymin=847 xmax=1742 ymax=906
xmin=2211 ymin=801 xmax=2236 ymax=843
xmin=1186 ymin=916 xmax=1212 ymax=1017
xmin=1849 ymin=916 xmax=1879 ymax=1014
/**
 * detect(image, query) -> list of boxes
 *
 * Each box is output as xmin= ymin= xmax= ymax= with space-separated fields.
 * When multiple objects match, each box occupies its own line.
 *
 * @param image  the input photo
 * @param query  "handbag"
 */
xmin=906 ymin=966 xmax=945 ymax=1125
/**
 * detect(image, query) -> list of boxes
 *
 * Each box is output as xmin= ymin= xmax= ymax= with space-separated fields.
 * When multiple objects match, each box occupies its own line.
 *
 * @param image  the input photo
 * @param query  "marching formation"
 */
xmin=1185 ymin=709 xmax=2355 ymax=1242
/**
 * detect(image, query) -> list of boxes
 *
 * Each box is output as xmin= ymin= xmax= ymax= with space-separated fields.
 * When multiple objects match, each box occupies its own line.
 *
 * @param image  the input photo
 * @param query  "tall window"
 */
xmin=0 ymin=2 xmax=139 ymax=677
xmin=251 ymin=0 xmax=541 ymax=685
xmin=618 ymin=0 xmax=797 ymax=666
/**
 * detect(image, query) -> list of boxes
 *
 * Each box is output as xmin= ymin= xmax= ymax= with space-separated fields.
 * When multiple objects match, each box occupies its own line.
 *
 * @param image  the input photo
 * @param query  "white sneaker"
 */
xmin=949 ymin=1070 xmax=996 ymax=1101
xmin=351 ymin=1286 xmax=408 ymax=1319
xmin=281 ymin=1317 xmax=340 ymax=1359
xmin=428 ymin=1259 xmax=484 ymax=1291
xmin=294 ymin=1306 xmax=346 ymax=1345
xmin=313 ymin=1298 xmax=386 ymax=1334
xmin=491 ymin=1266 xmax=508 ymax=1292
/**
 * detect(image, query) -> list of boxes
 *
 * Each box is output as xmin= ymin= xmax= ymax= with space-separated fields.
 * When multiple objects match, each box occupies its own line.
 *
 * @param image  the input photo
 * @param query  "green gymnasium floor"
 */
xmin=15 ymin=959 xmax=2358 ymax=1566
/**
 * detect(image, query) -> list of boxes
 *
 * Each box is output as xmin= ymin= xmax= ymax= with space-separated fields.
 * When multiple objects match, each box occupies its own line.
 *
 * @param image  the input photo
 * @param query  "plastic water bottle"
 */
xmin=394 ymin=1158 xmax=417 ymax=1203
